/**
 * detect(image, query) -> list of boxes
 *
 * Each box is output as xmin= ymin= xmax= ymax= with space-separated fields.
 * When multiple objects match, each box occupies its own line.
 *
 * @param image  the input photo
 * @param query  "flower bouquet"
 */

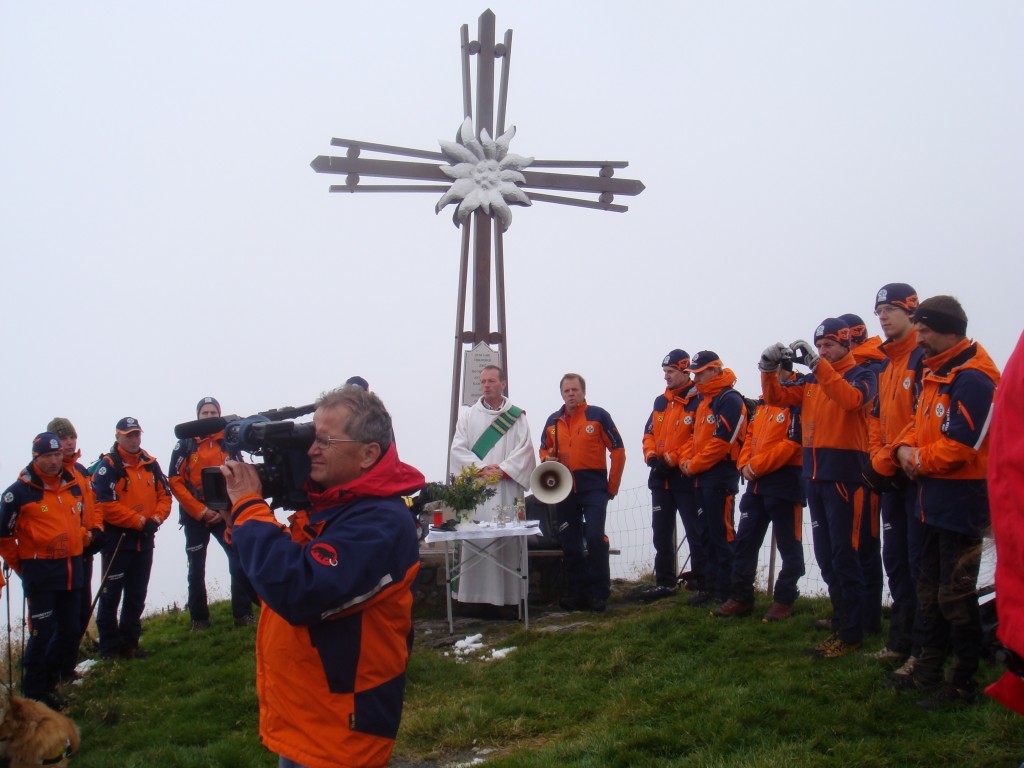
xmin=427 ymin=465 xmax=497 ymax=530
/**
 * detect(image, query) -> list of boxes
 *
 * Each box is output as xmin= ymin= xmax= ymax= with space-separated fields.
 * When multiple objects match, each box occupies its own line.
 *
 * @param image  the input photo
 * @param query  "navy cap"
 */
xmin=32 ymin=432 xmax=62 ymax=457
xmin=115 ymin=417 xmax=143 ymax=434
xmin=814 ymin=318 xmax=851 ymax=348
xmin=685 ymin=350 xmax=723 ymax=374
xmin=839 ymin=313 xmax=868 ymax=346
xmin=661 ymin=349 xmax=690 ymax=371
xmin=875 ymin=283 xmax=918 ymax=315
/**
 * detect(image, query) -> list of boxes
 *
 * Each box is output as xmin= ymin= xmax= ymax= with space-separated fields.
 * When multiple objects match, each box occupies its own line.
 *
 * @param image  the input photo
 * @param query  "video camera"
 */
xmin=174 ymin=404 xmax=317 ymax=512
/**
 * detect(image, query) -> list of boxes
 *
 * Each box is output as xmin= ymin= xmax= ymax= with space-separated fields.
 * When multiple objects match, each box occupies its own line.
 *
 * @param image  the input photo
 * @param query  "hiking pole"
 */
xmin=87 ymin=532 xmax=126 ymax=624
xmin=3 ymin=564 xmax=11 ymax=690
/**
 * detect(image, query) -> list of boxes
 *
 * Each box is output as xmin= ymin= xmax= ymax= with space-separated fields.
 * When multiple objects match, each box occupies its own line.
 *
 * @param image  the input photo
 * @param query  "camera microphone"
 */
xmin=174 ymin=417 xmax=229 ymax=440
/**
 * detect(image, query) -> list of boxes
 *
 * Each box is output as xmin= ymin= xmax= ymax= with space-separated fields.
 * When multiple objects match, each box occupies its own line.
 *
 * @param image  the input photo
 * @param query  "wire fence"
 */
xmin=606 ymin=485 xmax=997 ymax=601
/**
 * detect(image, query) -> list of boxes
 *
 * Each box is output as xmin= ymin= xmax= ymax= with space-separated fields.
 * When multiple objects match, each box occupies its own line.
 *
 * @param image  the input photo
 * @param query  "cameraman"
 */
xmin=220 ymin=385 xmax=425 ymax=768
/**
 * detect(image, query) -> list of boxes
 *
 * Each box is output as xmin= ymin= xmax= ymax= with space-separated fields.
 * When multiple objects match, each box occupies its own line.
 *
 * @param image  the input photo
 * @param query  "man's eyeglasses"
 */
xmin=312 ymin=435 xmax=366 ymax=449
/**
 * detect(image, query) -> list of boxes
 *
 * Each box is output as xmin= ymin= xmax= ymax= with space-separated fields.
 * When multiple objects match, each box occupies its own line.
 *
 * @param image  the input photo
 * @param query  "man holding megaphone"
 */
xmin=539 ymin=373 xmax=625 ymax=613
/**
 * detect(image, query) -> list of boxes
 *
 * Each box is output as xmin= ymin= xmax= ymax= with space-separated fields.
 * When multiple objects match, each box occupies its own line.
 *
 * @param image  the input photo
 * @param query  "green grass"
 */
xmin=55 ymin=594 xmax=1024 ymax=767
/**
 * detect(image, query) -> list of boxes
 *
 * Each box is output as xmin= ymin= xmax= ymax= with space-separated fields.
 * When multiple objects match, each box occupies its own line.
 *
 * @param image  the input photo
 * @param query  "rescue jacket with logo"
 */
xmin=0 ymin=464 xmax=85 ymax=590
xmin=230 ymin=444 xmax=424 ymax=768
xmin=687 ymin=368 xmax=746 ymax=485
xmin=891 ymin=338 xmax=999 ymax=536
xmin=168 ymin=430 xmax=239 ymax=522
xmin=869 ymin=329 xmax=926 ymax=474
xmin=642 ymin=383 xmax=698 ymax=492
xmin=92 ymin=445 xmax=171 ymax=552
xmin=63 ymin=451 xmax=101 ymax=545
xmin=762 ymin=352 xmax=877 ymax=484
xmin=540 ymin=401 xmax=626 ymax=496
xmin=737 ymin=402 xmax=804 ymax=504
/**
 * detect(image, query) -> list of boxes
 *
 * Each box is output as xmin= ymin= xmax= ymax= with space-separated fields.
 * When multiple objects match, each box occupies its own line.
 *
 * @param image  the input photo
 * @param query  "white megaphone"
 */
xmin=530 ymin=460 xmax=572 ymax=504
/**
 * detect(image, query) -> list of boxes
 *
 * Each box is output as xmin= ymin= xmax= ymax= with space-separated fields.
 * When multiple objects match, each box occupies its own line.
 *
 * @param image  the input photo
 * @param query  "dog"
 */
xmin=0 ymin=685 xmax=79 ymax=768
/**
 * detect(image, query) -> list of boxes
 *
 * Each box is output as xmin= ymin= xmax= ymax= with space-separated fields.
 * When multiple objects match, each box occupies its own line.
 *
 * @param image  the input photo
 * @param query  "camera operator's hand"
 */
xmin=789 ymin=339 xmax=820 ymax=370
xmin=220 ymin=459 xmax=263 ymax=505
xmin=758 ymin=342 xmax=788 ymax=373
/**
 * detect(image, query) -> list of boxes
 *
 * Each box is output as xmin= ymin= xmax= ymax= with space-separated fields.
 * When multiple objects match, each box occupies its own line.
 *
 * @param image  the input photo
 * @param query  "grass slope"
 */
xmin=61 ymin=595 xmax=1023 ymax=767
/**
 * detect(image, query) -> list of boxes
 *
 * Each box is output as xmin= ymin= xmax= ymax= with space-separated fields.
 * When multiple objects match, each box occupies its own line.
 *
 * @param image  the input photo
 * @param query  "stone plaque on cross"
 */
xmin=310 ymin=9 xmax=644 ymax=455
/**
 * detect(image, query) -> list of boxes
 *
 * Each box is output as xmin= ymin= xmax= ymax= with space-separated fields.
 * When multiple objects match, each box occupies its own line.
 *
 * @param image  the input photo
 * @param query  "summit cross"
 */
xmin=311 ymin=9 xmax=645 ymax=449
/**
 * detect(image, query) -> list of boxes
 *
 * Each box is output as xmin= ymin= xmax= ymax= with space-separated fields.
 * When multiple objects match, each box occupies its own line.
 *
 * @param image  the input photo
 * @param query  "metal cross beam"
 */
xmin=311 ymin=9 xmax=644 ymax=457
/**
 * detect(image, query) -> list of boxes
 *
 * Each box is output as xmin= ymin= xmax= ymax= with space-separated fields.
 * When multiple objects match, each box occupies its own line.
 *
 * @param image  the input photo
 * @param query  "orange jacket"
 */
xmin=852 ymin=336 xmax=885 ymax=367
xmin=687 ymin=368 xmax=746 ymax=476
xmin=869 ymin=330 xmax=925 ymax=474
xmin=0 ymin=464 xmax=85 ymax=588
xmin=891 ymin=338 xmax=999 ymax=535
xmin=168 ymin=431 xmax=236 ymax=521
xmin=63 ymin=451 xmax=100 ymax=543
xmin=540 ymin=401 xmax=625 ymax=496
xmin=643 ymin=383 xmax=699 ymax=491
xmin=92 ymin=445 xmax=171 ymax=548
xmin=762 ymin=352 xmax=876 ymax=483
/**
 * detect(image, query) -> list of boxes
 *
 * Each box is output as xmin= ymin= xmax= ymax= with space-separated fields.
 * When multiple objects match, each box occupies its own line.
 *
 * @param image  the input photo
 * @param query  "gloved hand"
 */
xmin=646 ymin=455 xmax=669 ymax=473
xmin=142 ymin=518 xmax=160 ymax=536
xmin=84 ymin=527 xmax=106 ymax=555
xmin=758 ymin=342 xmax=788 ymax=372
xmin=789 ymin=339 xmax=820 ymax=369
xmin=861 ymin=467 xmax=895 ymax=494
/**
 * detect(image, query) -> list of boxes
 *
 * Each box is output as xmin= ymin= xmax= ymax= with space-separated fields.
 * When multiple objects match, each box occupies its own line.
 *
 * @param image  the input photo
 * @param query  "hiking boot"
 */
xmin=687 ymin=591 xmax=714 ymax=607
xmin=816 ymin=639 xmax=863 ymax=660
xmin=711 ymin=599 xmax=752 ymax=618
xmin=233 ymin=614 xmax=258 ymax=627
xmin=190 ymin=619 xmax=211 ymax=633
xmin=638 ymin=585 xmax=677 ymax=602
xmin=807 ymin=632 xmax=840 ymax=656
xmin=865 ymin=646 xmax=908 ymax=663
xmin=558 ymin=594 xmax=590 ymax=612
xmin=762 ymin=602 xmax=794 ymax=623
xmin=891 ymin=655 xmax=918 ymax=678
xmin=917 ymin=681 xmax=978 ymax=709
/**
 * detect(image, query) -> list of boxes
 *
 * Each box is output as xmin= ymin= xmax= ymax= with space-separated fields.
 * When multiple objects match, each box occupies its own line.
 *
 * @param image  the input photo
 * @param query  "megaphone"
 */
xmin=530 ymin=460 xmax=572 ymax=504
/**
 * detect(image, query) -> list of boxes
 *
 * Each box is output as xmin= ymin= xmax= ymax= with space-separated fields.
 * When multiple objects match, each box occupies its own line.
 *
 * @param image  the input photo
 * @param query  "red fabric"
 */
xmin=986 ymin=329 xmax=1024 ymax=714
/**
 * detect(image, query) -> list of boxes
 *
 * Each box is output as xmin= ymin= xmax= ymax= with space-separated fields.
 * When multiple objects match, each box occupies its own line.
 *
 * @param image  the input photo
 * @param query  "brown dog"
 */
xmin=0 ymin=685 xmax=80 ymax=768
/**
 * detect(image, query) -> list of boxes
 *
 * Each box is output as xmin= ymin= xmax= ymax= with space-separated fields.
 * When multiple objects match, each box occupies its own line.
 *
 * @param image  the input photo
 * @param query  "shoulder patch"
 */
xmin=310 ymin=542 xmax=339 ymax=567
xmin=97 ymin=466 xmax=107 ymax=476
xmin=903 ymin=377 xmax=911 ymax=390
xmin=173 ymin=440 xmax=181 ymax=451
xmin=935 ymin=403 xmax=945 ymax=418
xmin=776 ymin=412 xmax=786 ymax=423
xmin=3 ymin=492 xmax=12 ymax=504
xmin=585 ymin=425 xmax=595 ymax=434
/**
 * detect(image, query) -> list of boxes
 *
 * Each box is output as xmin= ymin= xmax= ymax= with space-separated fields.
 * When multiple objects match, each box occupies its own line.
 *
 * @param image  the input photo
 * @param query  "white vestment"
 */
xmin=449 ymin=397 xmax=537 ymax=605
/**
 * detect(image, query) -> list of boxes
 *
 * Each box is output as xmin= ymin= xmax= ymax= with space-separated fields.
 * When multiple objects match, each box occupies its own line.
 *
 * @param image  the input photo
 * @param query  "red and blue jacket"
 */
xmin=737 ymin=401 xmax=804 ymax=504
xmin=230 ymin=444 xmax=424 ymax=768
xmin=891 ymin=338 xmax=999 ymax=536
xmin=762 ymin=352 xmax=877 ymax=484
xmin=642 ymin=383 xmax=698 ymax=493
xmin=0 ymin=464 xmax=85 ymax=591
xmin=92 ymin=445 xmax=172 ymax=552
xmin=540 ymin=401 xmax=625 ymax=497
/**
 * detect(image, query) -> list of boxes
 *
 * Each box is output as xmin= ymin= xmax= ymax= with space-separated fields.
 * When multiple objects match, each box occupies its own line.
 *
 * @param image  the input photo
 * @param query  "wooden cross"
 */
xmin=311 ymin=9 xmax=644 ymax=450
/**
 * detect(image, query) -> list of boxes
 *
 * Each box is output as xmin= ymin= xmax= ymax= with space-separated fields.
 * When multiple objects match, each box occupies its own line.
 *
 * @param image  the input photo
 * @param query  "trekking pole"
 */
xmin=3 ymin=564 xmax=12 ymax=690
xmin=87 ymin=533 xmax=126 ymax=624
xmin=20 ymin=593 xmax=26 ymax=691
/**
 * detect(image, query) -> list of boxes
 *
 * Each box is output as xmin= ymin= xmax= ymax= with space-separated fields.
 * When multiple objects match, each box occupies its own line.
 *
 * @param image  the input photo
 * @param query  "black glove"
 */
xmin=646 ymin=455 xmax=670 ymax=473
xmin=84 ymin=527 xmax=106 ymax=556
xmin=142 ymin=519 xmax=160 ymax=536
xmin=861 ymin=466 xmax=895 ymax=494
